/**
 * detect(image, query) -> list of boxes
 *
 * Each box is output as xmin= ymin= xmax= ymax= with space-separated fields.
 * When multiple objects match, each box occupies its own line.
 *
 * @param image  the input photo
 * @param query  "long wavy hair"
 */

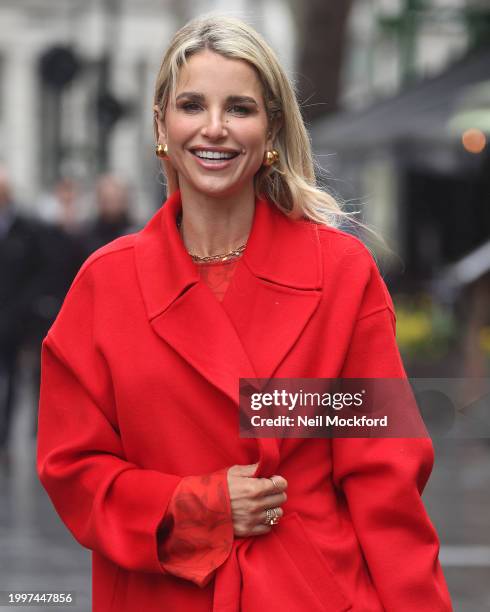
xmin=153 ymin=14 xmax=356 ymax=228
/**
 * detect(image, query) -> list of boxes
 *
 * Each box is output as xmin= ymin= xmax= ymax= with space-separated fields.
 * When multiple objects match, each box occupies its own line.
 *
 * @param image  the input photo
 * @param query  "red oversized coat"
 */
xmin=37 ymin=190 xmax=452 ymax=611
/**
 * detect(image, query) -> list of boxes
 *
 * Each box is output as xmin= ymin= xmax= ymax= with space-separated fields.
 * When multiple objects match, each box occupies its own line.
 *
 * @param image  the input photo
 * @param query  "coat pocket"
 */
xmin=240 ymin=512 xmax=352 ymax=612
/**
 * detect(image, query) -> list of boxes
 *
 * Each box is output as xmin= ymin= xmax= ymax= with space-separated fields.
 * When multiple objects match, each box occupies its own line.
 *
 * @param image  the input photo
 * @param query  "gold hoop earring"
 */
xmin=156 ymin=143 xmax=168 ymax=158
xmin=263 ymin=149 xmax=279 ymax=167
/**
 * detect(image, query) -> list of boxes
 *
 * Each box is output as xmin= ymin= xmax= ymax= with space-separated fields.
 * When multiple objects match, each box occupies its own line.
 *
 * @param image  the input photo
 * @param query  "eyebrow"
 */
xmin=175 ymin=91 xmax=259 ymax=106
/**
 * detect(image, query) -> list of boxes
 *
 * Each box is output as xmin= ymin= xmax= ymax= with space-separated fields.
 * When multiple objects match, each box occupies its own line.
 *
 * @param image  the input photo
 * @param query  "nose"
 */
xmin=200 ymin=110 xmax=228 ymax=140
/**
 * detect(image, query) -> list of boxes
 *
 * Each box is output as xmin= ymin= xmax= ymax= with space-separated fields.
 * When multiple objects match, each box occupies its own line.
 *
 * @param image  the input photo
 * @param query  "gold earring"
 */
xmin=263 ymin=149 xmax=279 ymax=167
xmin=156 ymin=143 xmax=168 ymax=158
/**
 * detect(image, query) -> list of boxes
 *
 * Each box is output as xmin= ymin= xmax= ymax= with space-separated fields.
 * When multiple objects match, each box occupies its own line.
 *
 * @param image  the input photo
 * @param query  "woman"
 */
xmin=37 ymin=15 xmax=452 ymax=612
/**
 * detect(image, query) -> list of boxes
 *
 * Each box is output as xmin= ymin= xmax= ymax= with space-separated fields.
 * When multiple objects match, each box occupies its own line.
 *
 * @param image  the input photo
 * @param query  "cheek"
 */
xmin=240 ymin=129 xmax=267 ymax=156
xmin=164 ymin=110 xmax=190 ymax=142
xmin=248 ymin=139 xmax=267 ymax=167
xmin=166 ymin=124 xmax=187 ymax=144
xmin=249 ymin=148 xmax=265 ymax=168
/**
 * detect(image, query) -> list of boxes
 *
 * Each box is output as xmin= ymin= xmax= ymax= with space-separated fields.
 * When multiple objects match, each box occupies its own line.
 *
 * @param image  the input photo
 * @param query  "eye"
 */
xmin=180 ymin=102 xmax=201 ymax=113
xmin=229 ymin=105 xmax=251 ymax=116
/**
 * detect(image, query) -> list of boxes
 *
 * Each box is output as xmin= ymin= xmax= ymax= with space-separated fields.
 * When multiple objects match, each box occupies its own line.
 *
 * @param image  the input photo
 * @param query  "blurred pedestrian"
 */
xmin=37 ymin=177 xmax=81 ymax=230
xmin=27 ymin=179 xmax=86 ymax=438
xmin=31 ymin=178 xmax=85 ymax=346
xmin=0 ymin=167 xmax=42 ymax=467
xmin=79 ymin=175 xmax=137 ymax=257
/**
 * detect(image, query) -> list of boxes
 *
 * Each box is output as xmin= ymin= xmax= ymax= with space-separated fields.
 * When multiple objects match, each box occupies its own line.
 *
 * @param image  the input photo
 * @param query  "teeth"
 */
xmin=194 ymin=150 xmax=236 ymax=160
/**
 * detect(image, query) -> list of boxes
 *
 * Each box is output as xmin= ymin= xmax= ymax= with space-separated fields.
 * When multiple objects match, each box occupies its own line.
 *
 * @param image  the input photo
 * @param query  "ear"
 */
xmin=153 ymin=104 xmax=167 ymax=143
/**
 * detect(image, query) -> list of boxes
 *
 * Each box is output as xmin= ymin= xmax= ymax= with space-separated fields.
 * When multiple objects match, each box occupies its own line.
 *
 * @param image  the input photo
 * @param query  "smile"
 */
xmin=193 ymin=150 xmax=239 ymax=160
xmin=189 ymin=149 xmax=240 ymax=170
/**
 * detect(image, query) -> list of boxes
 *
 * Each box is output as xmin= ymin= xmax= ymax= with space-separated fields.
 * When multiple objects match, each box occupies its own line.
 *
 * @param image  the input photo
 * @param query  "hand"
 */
xmin=227 ymin=463 xmax=288 ymax=537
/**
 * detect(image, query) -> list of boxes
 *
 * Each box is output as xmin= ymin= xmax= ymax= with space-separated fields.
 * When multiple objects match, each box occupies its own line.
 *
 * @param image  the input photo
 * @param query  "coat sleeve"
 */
xmin=37 ymin=262 xmax=233 ymax=579
xmin=331 ymin=260 xmax=453 ymax=611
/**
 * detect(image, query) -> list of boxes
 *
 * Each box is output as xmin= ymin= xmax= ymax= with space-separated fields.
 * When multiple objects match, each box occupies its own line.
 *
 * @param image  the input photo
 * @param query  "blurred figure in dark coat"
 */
xmin=28 ymin=179 xmax=85 ymax=440
xmin=0 ymin=167 xmax=42 ymax=466
xmin=31 ymin=178 xmax=85 ymax=346
xmin=80 ymin=175 xmax=137 ymax=257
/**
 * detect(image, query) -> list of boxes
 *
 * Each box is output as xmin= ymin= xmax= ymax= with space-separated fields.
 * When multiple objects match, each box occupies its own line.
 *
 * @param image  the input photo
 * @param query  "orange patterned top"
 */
xmin=194 ymin=257 xmax=241 ymax=302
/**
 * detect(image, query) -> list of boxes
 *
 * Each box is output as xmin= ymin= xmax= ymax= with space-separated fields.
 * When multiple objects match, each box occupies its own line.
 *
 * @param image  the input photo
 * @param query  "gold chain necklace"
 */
xmin=176 ymin=215 xmax=247 ymax=263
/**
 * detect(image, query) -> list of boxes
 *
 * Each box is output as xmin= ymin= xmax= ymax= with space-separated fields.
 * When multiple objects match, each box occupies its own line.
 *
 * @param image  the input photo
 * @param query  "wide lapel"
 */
xmin=134 ymin=192 xmax=323 ymax=474
xmin=223 ymin=197 xmax=323 ymax=472
xmin=222 ymin=195 xmax=323 ymax=381
xmin=134 ymin=191 xmax=257 ymax=406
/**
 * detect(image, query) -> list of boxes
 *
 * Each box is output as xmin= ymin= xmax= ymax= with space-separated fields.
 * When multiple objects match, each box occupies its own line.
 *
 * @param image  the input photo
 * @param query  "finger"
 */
xmin=261 ymin=506 xmax=283 ymax=523
xmin=256 ymin=506 xmax=283 ymax=529
xmin=269 ymin=475 xmax=288 ymax=491
xmin=253 ymin=492 xmax=287 ymax=512
xmin=233 ymin=463 xmax=259 ymax=477
xmin=252 ymin=475 xmax=287 ymax=497
xmin=248 ymin=524 xmax=272 ymax=536
xmin=256 ymin=505 xmax=283 ymax=524
xmin=235 ymin=524 xmax=272 ymax=538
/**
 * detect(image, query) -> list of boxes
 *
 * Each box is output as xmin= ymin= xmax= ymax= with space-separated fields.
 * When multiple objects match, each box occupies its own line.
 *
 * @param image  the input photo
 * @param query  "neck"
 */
xmin=178 ymin=182 xmax=255 ymax=258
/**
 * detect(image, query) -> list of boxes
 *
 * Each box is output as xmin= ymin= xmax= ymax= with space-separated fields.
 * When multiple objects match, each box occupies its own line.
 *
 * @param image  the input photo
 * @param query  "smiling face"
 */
xmin=155 ymin=49 xmax=272 ymax=200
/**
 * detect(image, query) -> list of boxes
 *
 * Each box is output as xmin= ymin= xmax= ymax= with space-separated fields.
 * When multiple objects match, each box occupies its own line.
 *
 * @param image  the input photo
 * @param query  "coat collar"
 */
xmin=135 ymin=190 xmax=323 ymax=475
xmin=135 ymin=189 xmax=322 ymax=320
xmin=134 ymin=190 xmax=323 ymax=388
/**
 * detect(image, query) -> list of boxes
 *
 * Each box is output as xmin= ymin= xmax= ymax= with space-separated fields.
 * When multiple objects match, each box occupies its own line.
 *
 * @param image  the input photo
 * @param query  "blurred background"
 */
xmin=0 ymin=0 xmax=489 ymax=610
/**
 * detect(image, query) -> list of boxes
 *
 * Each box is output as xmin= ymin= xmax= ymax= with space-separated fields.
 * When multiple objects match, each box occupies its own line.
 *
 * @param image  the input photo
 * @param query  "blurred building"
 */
xmin=308 ymin=0 xmax=490 ymax=375
xmin=312 ymin=0 xmax=490 ymax=285
xmin=341 ymin=0 xmax=488 ymax=111
xmin=0 ymin=0 xmax=295 ymax=220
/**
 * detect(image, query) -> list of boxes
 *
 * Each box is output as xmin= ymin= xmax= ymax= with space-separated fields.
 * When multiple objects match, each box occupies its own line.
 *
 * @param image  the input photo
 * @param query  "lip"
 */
xmin=189 ymin=148 xmax=241 ymax=171
xmin=190 ymin=146 xmax=241 ymax=154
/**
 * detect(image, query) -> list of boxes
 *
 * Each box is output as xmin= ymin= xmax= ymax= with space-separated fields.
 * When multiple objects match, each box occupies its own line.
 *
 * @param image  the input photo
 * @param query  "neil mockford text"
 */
xmin=247 ymin=389 xmax=389 ymax=429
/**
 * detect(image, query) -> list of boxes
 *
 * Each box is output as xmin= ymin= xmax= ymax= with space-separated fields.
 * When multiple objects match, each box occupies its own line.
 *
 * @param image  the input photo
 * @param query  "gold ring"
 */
xmin=265 ymin=508 xmax=281 ymax=526
xmin=270 ymin=476 xmax=280 ymax=490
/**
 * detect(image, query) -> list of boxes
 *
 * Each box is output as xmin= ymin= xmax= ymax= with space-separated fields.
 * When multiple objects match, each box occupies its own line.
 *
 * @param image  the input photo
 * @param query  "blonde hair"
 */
xmin=153 ymin=14 xmax=354 ymax=228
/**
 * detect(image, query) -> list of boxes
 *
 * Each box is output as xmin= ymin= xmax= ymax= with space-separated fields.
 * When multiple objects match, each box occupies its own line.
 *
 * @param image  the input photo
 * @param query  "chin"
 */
xmin=190 ymin=179 xmax=250 ymax=199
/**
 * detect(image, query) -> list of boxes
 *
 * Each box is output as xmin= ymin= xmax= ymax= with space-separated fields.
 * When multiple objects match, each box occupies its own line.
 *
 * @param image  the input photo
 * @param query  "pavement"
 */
xmin=1 ymin=373 xmax=489 ymax=611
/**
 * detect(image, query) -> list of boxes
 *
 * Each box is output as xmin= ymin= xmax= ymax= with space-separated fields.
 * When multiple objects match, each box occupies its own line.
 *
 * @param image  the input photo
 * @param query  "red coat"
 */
xmin=37 ymin=191 xmax=452 ymax=611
